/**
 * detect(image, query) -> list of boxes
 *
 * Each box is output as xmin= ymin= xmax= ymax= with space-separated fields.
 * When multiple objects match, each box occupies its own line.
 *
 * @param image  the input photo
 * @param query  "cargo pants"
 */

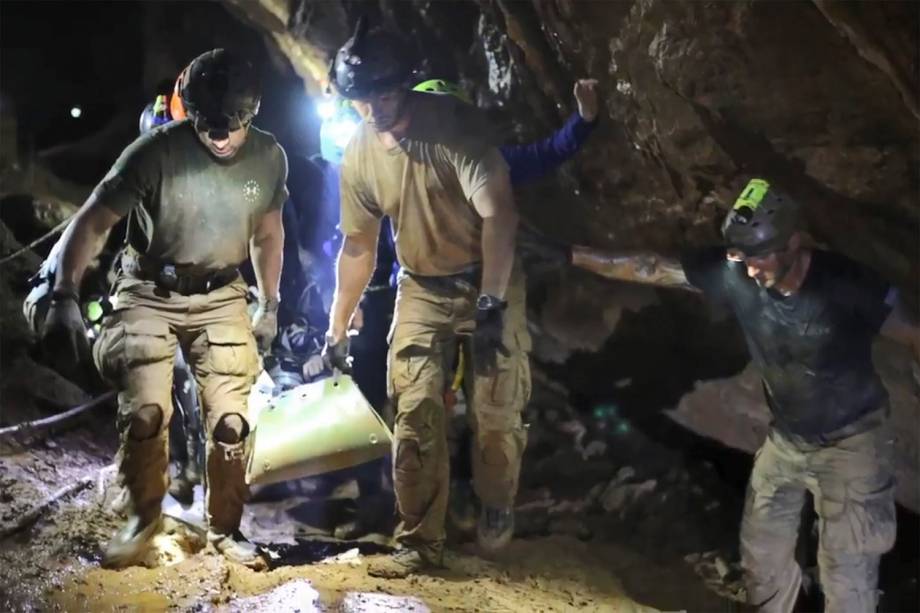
xmin=388 ymin=264 xmax=531 ymax=556
xmin=740 ymin=418 xmax=896 ymax=613
xmin=93 ymin=274 xmax=260 ymax=535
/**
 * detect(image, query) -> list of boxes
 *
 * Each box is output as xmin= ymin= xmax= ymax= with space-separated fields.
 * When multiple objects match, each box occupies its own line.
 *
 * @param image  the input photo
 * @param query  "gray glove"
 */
xmin=322 ymin=333 xmax=353 ymax=375
xmin=251 ymin=297 xmax=279 ymax=354
xmin=41 ymin=289 xmax=92 ymax=380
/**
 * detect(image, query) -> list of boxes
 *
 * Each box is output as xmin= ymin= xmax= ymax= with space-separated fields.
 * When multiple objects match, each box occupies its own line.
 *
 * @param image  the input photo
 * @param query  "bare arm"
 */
xmin=471 ymin=168 xmax=518 ymax=299
xmin=54 ymin=196 xmax=124 ymax=295
xmin=328 ymin=228 xmax=379 ymax=342
xmin=571 ymin=246 xmax=699 ymax=292
xmin=880 ymin=293 xmax=920 ymax=363
xmin=250 ymin=208 xmax=284 ymax=302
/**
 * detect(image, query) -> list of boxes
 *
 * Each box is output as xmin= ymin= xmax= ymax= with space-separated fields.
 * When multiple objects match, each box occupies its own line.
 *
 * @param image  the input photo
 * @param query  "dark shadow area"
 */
xmin=270 ymin=537 xmax=392 ymax=569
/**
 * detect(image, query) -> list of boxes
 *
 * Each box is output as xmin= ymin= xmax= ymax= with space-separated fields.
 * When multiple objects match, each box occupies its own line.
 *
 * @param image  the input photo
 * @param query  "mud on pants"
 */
xmin=740 ymin=418 xmax=896 ymax=613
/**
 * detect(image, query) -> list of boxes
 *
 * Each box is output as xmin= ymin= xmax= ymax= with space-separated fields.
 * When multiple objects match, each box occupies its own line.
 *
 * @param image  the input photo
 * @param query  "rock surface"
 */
xmin=228 ymin=0 xmax=917 ymax=290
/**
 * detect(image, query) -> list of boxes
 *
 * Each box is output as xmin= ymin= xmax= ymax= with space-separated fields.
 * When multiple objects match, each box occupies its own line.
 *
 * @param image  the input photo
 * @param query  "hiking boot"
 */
xmin=477 ymin=506 xmax=514 ymax=553
xmin=102 ymin=513 xmax=163 ymax=569
xmin=366 ymin=547 xmax=443 ymax=579
xmin=448 ymin=479 xmax=477 ymax=533
xmin=208 ymin=530 xmax=268 ymax=571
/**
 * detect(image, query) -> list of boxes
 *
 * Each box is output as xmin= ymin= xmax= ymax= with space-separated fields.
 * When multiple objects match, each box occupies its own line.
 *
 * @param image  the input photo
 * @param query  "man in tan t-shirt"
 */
xmin=324 ymin=21 xmax=531 ymax=578
xmin=41 ymin=49 xmax=286 ymax=570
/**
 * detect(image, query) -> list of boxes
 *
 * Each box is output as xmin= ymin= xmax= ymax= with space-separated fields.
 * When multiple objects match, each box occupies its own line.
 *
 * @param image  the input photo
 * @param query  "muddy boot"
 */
xmin=448 ymin=479 xmax=477 ymax=534
xmin=477 ymin=506 xmax=514 ymax=553
xmin=103 ymin=512 xmax=163 ymax=569
xmin=208 ymin=529 xmax=268 ymax=570
xmin=105 ymin=415 xmax=170 ymax=568
xmin=367 ymin=546 xmax=444 ymax=579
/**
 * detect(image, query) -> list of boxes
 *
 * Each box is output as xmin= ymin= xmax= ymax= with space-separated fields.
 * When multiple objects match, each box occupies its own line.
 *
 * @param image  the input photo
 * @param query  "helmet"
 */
xmin=722 ymin=178 xmax=801 ymax=256
xmin=412 ymin=79 xmax=471 ymax=104
xmin=138 ymin=94 xmax=173 ymax=135
xmin=170 ymin=73 xmax=187 ymax=120
xmin=179 ymin=48 xmax=261 ymax=139
xmin=330 ymin=17 xmax=412 ymax=100
xmin=319 ymin=98 xmax=361 ymax=164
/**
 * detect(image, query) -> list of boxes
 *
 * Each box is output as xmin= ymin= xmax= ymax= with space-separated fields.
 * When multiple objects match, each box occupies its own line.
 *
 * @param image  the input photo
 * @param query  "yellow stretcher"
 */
xmin=245 ymin=374 xmax=393 ymax=486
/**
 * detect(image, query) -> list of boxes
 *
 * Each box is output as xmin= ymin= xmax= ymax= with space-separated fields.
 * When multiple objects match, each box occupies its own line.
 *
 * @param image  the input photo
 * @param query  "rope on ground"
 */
xmin=0 ymin=215 xmax=73 ymax=266
xmin=0 ymin=464 xmax=115 ymax=540
xmin=0 ymin=390 xmax=116 ymax=440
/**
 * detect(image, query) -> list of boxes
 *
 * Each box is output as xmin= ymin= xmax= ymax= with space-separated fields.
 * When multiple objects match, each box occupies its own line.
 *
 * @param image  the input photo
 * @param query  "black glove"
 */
xmin=41 ymin=289 xmax=92 ymax=381
xmin=251 ymin=297 xmax=279 ymax=354
xmin=322 ymin=333 xmax=353 ymax=375
xmin=472 ymin=301 xmax=510 ymax=377
xmin=517 ymin=228 xmax=571 ymax=271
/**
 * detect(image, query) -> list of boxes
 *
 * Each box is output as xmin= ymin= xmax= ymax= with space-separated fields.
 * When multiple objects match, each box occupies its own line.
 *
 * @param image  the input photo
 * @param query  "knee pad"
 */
xmin=128 ymin=404 xmax=164 ymax=441
xmin=213 ymin=413 xmax=249 ymax=445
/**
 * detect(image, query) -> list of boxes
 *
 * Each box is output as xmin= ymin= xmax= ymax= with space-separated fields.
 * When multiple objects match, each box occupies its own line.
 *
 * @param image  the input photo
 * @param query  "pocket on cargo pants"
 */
xmin=205 ymin=324 xmax=259 ymax=379
xmin=93 ymin=318 xmax=174 ymax=388
xmin=819 ymin=476 xmax=897 ymax=556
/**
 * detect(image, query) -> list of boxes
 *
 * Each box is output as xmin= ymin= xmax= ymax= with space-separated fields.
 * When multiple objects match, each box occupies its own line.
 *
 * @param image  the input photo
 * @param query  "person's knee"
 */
xmin=213 ymin=413 xmax=249 ymax=445
xmin=128 ymin=404 xmax=164 ymax=440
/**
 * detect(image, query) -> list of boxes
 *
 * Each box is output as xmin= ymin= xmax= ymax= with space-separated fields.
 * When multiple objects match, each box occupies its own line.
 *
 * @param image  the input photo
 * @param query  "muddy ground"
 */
xmin=0 ymin=369 xmax=916 ymax=612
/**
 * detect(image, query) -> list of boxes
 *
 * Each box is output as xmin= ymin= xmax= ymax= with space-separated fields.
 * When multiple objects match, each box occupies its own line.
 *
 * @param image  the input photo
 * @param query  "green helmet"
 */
xmin=722 ymin=178 xmax=801 ymax=256
xmin=412 ymin=79 xmax=471 ymax=104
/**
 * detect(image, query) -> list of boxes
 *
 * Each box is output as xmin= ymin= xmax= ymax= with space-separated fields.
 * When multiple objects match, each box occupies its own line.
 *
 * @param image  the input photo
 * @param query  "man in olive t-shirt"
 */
xmin=41 ymin=49 xmax=287 ymax=571
xmin=324 ymin=23 xmax=531 ymax=578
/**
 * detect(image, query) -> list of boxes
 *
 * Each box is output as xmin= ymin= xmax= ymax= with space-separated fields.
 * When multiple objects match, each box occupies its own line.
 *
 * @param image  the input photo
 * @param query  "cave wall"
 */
xmin=230 ymin=0 xmax=918 ymax=291
xmin=228 ymin=0 xmax=920 ymax=510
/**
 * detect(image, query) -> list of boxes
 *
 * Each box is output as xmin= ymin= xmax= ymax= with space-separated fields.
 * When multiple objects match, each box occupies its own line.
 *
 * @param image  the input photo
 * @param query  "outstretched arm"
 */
xmin=500 ymin=79 xmax=599 ymax=185
xmin=571 ymin=246 xmax=699 ymax=292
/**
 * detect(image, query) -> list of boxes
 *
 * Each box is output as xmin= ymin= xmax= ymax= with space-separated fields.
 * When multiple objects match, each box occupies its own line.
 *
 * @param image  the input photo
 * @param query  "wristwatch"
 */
xmin=476 ymin=294 xmax=507 ymax=311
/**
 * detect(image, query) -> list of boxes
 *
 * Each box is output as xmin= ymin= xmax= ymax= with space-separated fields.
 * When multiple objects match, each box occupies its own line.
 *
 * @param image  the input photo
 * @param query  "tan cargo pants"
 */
xmin=93 ymin=274 xmax=260 ymax=535
xmin=388 ymin=265 xmax=531 ymax=556
xmin=740 ymin=419 xmax=896 ymax=613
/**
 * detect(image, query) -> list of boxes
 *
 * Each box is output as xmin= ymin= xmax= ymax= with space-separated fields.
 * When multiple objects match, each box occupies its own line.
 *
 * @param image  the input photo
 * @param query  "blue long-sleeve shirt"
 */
xmin=501 ymin=112 xmax=597 ymax=185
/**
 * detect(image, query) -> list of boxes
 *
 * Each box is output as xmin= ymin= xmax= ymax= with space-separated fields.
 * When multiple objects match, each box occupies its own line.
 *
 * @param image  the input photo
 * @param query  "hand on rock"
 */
xmin=574 ymin=79 xmax=600 ymax=122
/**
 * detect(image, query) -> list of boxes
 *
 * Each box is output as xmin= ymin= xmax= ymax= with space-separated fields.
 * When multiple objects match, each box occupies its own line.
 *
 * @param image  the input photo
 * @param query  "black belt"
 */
xmin=123 ymin=250 xmax=239 ymax=296
xmin=403 ymin=266 xmax=480 ymax=295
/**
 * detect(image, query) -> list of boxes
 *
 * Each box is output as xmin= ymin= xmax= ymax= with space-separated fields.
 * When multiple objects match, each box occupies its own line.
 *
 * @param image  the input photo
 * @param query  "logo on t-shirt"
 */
xmin=243 ymin=179 xmax=261 ymax=203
